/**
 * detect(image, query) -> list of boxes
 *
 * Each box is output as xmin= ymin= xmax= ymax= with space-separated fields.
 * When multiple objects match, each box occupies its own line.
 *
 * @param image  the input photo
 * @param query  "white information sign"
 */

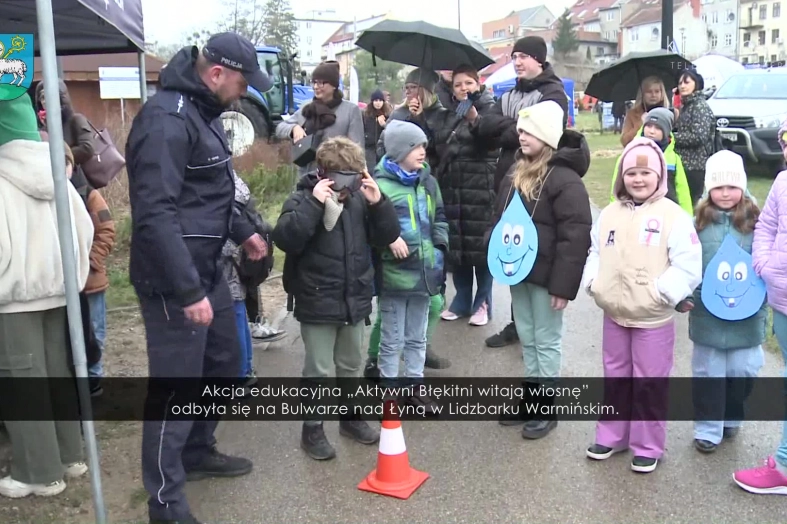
xmin=99 ymin=67 xmax=141 ymax=99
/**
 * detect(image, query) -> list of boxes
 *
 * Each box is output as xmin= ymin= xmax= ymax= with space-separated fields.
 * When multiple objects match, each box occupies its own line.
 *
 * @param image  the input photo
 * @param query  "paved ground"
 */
xmin=187 ymin=208 xmax=787 ymax=524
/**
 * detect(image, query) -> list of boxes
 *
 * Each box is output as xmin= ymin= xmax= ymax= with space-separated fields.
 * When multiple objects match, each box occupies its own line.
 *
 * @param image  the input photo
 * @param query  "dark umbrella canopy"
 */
xmin=585 ymin=50 xmax=694 ymax=102
xmin=355 ymin=20 xmax=494 ymax=72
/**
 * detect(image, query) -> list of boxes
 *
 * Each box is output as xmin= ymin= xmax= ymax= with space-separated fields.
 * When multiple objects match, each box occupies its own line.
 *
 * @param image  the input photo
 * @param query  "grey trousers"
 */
xmin=0 ymin=307 xmax=84 ymax=484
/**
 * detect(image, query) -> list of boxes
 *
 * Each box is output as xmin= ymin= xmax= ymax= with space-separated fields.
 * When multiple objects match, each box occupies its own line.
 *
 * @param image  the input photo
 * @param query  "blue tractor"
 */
xmin=221 ymin=45 xmax=314 ymax=155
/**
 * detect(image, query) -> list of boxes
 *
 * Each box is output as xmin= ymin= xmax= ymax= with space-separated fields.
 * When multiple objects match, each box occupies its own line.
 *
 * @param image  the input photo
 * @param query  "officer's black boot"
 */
xmin=185 ymin=445 xmax=253 ymax=481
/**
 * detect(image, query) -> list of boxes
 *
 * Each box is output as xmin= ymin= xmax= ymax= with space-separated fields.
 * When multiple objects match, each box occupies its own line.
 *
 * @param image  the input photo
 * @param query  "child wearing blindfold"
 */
xmin=372 ymin=120 xmax=450 ymax=414
xmin=271 ymin=136 xmax=400 ymax=462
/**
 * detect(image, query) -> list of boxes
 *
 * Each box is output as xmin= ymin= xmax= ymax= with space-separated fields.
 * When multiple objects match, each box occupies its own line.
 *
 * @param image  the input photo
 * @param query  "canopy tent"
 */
xmin=692 ymin=53 xmax=745 ymax=89
xmin=1 ymin=1 xmax=148 ymax=522
xmin=2 ymin=0 xmax=144 ymax=54
xmin=482 ymin=62 xmax=577 ymax=127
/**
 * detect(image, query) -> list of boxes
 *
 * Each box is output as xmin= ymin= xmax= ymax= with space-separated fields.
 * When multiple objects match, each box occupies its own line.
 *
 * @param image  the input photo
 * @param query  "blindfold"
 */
xmin=319 ymin=169 xmax=363 ymax=192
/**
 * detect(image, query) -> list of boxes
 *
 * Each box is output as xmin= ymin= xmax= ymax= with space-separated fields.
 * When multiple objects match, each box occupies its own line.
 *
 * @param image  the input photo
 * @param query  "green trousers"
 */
xmin=510 ymin=282 xmax=564 ymax=380
xmin=0 ymin=307 xmax=84 ymax=484
xmin=367 ymin=294 xmax=444 ymax=358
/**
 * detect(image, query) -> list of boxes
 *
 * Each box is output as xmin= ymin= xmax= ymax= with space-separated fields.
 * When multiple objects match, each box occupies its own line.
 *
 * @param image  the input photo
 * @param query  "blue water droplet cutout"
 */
xmin=487 ymin=192 xmax=539 ymax=286
xmin=701 ymin=234 xmax=766 ymax=321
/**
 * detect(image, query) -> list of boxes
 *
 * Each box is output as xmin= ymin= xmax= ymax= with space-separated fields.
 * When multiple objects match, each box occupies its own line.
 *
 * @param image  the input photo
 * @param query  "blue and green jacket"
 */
xmin=373 ymin=157 xmax=449 ymax=297
xmin=688 ymin=210 xmax=767 ymax=350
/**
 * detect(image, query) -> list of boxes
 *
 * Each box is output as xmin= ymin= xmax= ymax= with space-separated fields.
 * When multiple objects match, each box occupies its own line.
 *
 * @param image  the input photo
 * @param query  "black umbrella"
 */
xmin=585 ymin=49 xmax=694 ymax=102
xmin=355 ymin=20 xmax=494 ymax=72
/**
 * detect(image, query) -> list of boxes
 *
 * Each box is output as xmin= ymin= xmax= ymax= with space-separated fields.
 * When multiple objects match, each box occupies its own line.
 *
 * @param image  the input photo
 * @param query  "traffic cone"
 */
xmin=357 ymin=398 xmax=429 ymax=499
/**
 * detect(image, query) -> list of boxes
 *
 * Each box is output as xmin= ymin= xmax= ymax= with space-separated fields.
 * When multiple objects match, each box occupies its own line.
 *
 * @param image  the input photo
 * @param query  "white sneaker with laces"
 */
xmin=64 ymin=462 xmax=89 ymax=479
xmin=0 ymin=476 xmax=67 ymax=498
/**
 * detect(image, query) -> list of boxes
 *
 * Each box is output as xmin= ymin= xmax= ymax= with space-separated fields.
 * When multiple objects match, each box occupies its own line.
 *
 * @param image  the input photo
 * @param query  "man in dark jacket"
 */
xmin=125 ymin=32 xmax=273 ymax=524
xmin=471 ymin=36 xmax=569 ymax=349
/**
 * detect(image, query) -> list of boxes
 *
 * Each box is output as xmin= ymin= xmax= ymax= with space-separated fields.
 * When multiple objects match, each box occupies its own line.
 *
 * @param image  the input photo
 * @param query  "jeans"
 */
xmin=770 ymin=310 xmax=787 ymax=469
xmin=87 ymin=291 xmax=106 ymax=378
xmin=368 ymin=293 xmax=444 ymax=359
xmin=692 ymin=343 xmax=763 ymax=445
xmin=377 ymin=294 xmax=430 ymax=378
xmin=233 ymin=301 xmax=254 ymax=377
xmin=449 ymin=264 xmax=493 ymax=317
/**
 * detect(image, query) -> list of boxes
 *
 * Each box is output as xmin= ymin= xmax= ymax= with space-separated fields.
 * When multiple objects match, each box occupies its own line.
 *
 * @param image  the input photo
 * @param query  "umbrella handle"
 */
xmin=372 ymin=47 xmax=377 ymax=67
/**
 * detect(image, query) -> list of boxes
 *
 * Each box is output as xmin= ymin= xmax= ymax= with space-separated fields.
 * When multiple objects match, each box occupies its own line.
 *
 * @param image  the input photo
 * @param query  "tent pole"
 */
xmin=138 ymin=50 xmax=147 ymax=104
xmin=35 ymin=1 xmax=107 ymax=523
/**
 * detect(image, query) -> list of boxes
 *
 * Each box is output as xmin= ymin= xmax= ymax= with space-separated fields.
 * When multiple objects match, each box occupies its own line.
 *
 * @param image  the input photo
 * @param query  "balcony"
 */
xmin=739 ymin=8 xmax=765 ymax=29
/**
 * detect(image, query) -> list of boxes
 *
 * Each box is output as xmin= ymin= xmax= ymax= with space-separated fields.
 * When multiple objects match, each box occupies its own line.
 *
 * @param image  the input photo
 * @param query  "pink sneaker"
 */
xmin=733 ymin=456 xmax=787 ymax=495
xmin=441 ymin=310 xmax=459 ymax=321
xmin=469 ymin=303 xmax=489 ymax=326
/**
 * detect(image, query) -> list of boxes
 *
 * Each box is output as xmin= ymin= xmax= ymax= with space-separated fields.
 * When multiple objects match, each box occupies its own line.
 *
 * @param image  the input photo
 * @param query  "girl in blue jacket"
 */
xmin=686 ymin=150 xmax=766 ymax=453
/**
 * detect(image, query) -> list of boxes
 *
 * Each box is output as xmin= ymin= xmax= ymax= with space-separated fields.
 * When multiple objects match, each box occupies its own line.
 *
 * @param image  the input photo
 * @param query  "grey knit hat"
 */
xmin=384 ymin=120 xmax=428 ymax=163
xmin=644 ymin=107 xmax=674 ymax=138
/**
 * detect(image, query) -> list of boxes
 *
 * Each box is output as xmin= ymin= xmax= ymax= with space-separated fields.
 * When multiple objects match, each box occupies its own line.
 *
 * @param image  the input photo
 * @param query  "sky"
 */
xmin=140 ymin=0 xmax=575 ymax=46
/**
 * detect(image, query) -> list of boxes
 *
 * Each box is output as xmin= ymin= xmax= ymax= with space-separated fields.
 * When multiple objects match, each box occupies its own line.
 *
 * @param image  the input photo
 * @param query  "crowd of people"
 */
xmin=2 ymin=28 xmax=787 ymax=524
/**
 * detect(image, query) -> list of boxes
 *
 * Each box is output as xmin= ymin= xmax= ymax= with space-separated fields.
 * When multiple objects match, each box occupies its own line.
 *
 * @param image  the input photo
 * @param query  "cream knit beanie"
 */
xmin=516 ymin=100 xmax=565 ymax=150
xmin=705 ymin=150 xmax=747 ymax=193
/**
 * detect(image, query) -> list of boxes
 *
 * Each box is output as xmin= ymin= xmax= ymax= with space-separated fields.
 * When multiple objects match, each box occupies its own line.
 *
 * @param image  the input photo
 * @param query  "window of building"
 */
xmin=759 ymin=30 xmax=766 ymax=45
xmin=493 ymin=29 xmax=505 ymax=38
xmin=651 ymin=27 xmax=659 ymax=41
xmin=742 ymin=57 xmax=749 ymax=64
xmin=710 ymin=34 xmax=718 ymax=48
xmin=307 ymin=50 xmax=312 ymax=57
xmin=630 ymin=28 xmax=639 ymax=41
xmin=759 ymin=4 xmax=767 ymax=19
xmin=702 ymin=13 xmax=707 ymax=23
xmin=774 ymin=2 xmax=781 ymax=17
xmin=306 ymin=22 xmax=311 ymax=29
xmin=726 ymin=9 xmax=734 ymax=22
xmin=774 ymin=29 xmax=781 ymax=43
xmin=307 ymin=36 xmax=312 ymax=44
xmin=712 ymin=11 xmax=719 ymax=23
xmin=773 ymin=54 xmax=779 ymax=62
xmin=725 ymin=33 xmax=732 ymax=46
xmin=606 ymin=10 xmax=615 ymax=21
xmin=759 ymin=55 xmax=765 ymax=64
xmin=744 ymin=32 xmax=751 ymax=44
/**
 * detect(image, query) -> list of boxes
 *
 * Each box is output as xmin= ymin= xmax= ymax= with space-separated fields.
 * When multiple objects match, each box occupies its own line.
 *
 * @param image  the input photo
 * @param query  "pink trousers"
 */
xmin=595 ymin=315 xmax=675 ymax=459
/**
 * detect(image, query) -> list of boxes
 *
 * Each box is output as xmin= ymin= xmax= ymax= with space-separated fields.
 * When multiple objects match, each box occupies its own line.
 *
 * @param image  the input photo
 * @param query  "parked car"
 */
xmin=221 ymin=46 xmax=314 ymax=156
xmin=705 ymin=67 xmax=787 ymax=172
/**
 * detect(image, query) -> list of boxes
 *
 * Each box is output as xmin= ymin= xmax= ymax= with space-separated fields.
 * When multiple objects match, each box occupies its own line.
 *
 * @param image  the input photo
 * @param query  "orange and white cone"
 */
xmin=357 ymin=399 xmax=429 ymax=499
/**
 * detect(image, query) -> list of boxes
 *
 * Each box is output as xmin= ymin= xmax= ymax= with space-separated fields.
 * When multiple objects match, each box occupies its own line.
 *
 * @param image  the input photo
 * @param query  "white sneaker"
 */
xmin=0 ymin=476 xmax=67 ymax=498
xmin=440 ymin=310 xmax=459 ymax=321
xmin=249 ymin=321 xmax=286 ymax=342
xmin=64 ymin=462 xmax=88 ymax=479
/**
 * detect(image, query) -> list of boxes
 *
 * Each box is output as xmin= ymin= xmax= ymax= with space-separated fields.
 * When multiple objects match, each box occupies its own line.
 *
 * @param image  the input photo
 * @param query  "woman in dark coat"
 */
xmin=436 ymin=64 xmax=499 ymax=326
xmin=362 ymin=89 xmax=392 ymax=169
xmin=35 ymin=80 xmax=95 ymax=168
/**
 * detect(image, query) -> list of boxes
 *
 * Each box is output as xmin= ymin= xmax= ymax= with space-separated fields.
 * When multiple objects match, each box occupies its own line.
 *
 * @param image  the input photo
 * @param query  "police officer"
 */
xmin=125 ymin=32 xmax=273 ymax=524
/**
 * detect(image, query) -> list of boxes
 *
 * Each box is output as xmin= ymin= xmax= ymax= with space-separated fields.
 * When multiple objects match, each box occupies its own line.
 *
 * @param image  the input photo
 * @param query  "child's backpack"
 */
xmin=232 ymin=196 xmax=275 ymax=288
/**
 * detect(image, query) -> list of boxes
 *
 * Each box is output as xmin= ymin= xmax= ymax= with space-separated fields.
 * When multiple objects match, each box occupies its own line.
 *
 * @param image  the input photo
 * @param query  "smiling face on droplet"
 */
xmin=701 ymin=234 xmax=767 ymax=321
xmin=487 ymin=192 xmax=539 ymax=285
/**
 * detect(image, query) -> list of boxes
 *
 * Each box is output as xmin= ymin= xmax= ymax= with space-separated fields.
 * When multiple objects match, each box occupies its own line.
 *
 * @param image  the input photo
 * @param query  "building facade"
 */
xmin=620 ymin=0 xmax=707 ymax=58
xmin=699 ymin=0 xmax=740 ymax=58
xmin=320 ymin=14 xmax=389 ymax=78
xmin=294 ymin=10 xmax=347 ymax=74
xmin=738 ymin=0 xmax=786 ymax=64
xmin=562 ymin=0 xmax=630 ymax=56
xmin=480 ymin=6 xmax=556 ymax=49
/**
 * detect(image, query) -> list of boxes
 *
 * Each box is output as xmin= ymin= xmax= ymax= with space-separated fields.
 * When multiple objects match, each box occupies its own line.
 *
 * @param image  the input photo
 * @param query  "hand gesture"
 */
xmin=389 ymin=237 xmax=409 ymax=259
xmin=377 ymin=115 xmax=386 ymax=127
xmin=312 ymin=178 xmax=334 ymax=204
xmin=550 ymin=295 xmax=568 ymax=311
xmin=675 ymin=299 xmax=694 ymax=313
xmin=359 ymin=170 xmax=381 ymax=204
xmin=465 ymin=104 xmax=478 ymax=122
xmin=408 ymin=98 xmax=422 ymax=116
xmin=292 ymin=125 xmax=306 ymax=142
xmin=242 ymin=233 xmax=268 ymax=261
xmin=184 ymin=297 xmax=213 ymax=326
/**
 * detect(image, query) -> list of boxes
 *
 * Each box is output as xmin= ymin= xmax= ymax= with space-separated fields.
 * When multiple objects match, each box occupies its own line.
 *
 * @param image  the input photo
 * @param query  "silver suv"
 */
xmin=706 ymin=67 xmax=787 ymax=171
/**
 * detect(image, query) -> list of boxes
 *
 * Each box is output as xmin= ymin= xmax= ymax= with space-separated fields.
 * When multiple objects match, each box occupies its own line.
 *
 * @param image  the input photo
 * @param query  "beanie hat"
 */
xmin=64 ymin=142 xmax=74 ymax=167
xmin=643 ymin=107 xmax=674 ymax=138
xmin=405 ymin=68 xmax=439 ymax=92
xmin=0 ymin=94 xmax=42 ymax=148
xmin=384 ymin=120 xmax=428 ymax=163
xmin=512 ymin=36 xmax=548 ymax=65
xmin=679 ymin=68 xmax=705 ymax=92
xmin=516 ymin=100 xmax=564 ymax=150
xmin=312 ymin=61 xmax=341 ymax=88
xmin=371 ymin=89 xmax=385 ymax=102
xmin=614 ymin=137 xmax=669 ymax=202
xmin=704 ymin=150 xmax=747 ymax=192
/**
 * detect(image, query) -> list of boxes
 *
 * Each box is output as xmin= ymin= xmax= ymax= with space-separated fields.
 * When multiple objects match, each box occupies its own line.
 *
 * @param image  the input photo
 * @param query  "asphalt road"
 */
xmin=187 ymin=208 xmax=787 ymax=524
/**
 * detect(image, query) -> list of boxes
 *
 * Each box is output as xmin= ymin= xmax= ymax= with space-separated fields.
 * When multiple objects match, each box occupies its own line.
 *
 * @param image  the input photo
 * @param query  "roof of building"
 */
xmin=565 ymin=0 xmax=622 ymax=23
xmin=322 ymin=14 xmax=387 ymax=46
xmin=621 ymin=0 xmax=700 ymax=27
xmin=510 ymin=5 xmax=553 ymax=26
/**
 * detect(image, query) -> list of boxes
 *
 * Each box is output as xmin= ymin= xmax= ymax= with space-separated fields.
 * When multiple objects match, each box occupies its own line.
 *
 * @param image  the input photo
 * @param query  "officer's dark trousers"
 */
xmin=139 ymin=278 xmax=240 ymax=521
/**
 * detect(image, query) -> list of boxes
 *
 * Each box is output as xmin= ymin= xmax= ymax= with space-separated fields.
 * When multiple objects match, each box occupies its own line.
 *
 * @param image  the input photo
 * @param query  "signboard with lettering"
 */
xmin=99 ymin=66 xmax=140 ymax=99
